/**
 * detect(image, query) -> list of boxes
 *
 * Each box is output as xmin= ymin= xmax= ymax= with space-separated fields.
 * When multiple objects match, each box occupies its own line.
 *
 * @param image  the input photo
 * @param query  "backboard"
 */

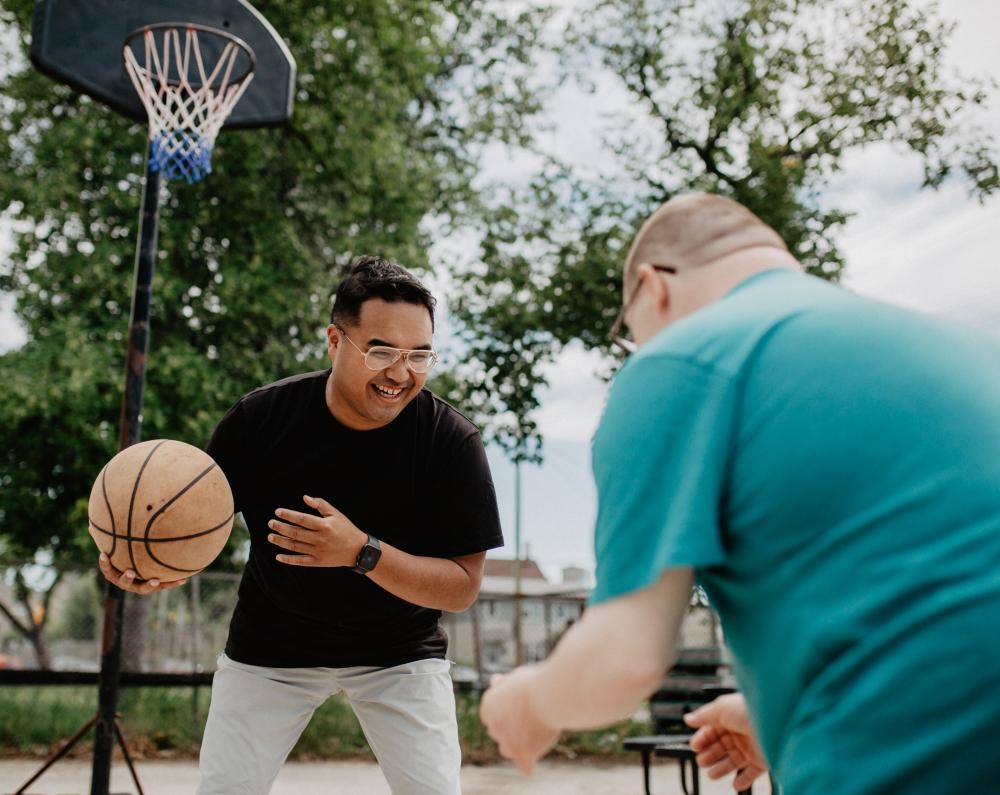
xmin=30 ymin=0 xmax=296 ymax=129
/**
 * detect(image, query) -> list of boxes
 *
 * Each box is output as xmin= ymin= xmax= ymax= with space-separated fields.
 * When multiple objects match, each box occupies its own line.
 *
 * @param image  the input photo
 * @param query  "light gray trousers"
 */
xmin=197 ymin=653 xmax=462 ymax=795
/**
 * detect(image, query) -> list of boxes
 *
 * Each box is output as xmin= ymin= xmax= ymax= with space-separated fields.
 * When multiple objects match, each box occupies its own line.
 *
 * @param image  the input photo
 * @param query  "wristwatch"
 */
xmin=352 ymin=534 xmax=382 ymax=575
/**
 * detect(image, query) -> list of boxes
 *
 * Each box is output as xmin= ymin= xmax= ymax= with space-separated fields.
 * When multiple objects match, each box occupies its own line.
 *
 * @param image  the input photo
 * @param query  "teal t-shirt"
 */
xmin=591 ymin=269 xmax=1000 ymax=795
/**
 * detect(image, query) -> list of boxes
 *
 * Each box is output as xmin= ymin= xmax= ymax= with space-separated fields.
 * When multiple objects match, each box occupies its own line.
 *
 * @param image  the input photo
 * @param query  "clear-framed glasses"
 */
xmin=608 ymin=264 xmax=677 ymax=354
xmin=337 ymin=327 xmax=439 ymax=373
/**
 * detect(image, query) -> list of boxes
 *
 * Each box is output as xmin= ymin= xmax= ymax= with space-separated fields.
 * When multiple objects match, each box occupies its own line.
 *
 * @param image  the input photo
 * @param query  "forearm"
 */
xmin=366 ymin=544 xmax=482 ymax=612
xmin=529 ymin=569 xmax=693 ymax=730
xmin=530 ymin=612 xmax=673 ymax=729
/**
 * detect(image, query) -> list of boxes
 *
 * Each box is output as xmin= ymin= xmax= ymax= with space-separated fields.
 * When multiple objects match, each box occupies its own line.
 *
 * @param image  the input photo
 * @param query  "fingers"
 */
xmin=275 ymin=552 xmax=316 ymax=566
xmin=488 ymin=729 xmax=546 ymax=775
xmin=267 ymin=521 xmax=316 ymax=548
xmin=98 ymin=552 xmax=120 ymax=581
xmin=693 ymin=735 xmax=748 ymax=775
xmin=274 ymin=508 xmax=326 ymax=531
xmin=99 ymin=553 xmax=146 ymax=592
xmin=686 ymin=693 xmax=751 ymax=735
xmin=515 ymin=754 xmax=537 ymax=775
xmin=98 ymin=553 xmax=186 ymax=594
xmin=692 ymin=738 xmax=729 ymax=768
xmin=705 ymin=755 xmax=740 ymax=780
xmin=688 ymin=725 xmax=721 ymax=752
xmin=689 ymin=724 xmax=759 ymax=782
xmin=269 ymin=518 xmax=318 ymax=563
xmin=303 ymin=494 xmax=341 ymax=518
xmin=733 ymin=763 xmax=766 ymax=790
xmin=684 ymin=698 xmax=722 ymax=729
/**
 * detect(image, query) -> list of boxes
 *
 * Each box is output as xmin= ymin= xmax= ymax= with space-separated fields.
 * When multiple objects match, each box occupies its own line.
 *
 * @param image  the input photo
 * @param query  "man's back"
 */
xmin=594 ymin=269 xmax=1000 ymax=793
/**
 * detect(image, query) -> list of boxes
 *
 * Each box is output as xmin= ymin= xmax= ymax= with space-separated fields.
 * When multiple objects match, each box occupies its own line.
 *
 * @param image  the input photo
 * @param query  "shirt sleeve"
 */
xmin=205 ymin=399 xmax=249 ymax=514
xmin=432 ymin=432 xmax=505 ymax=557
xmin=589 ymin=354 xmax=735 ymax=605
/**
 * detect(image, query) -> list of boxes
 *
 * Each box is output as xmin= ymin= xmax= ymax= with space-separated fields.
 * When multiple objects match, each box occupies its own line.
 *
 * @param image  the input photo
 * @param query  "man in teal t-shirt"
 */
xmin=480 ymin=193 xmax=1000 ymax=794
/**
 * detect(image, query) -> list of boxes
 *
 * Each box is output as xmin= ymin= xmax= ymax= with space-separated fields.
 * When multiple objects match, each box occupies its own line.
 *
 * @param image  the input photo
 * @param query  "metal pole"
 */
xmin=471 ymin=599 xmax=483 ymax=687
xmin=191 ymin=573 xmax=201 ymax=727
xmin=91 ymin=149 xmax=161 ymax=795
xmin=513 ymin=458 xmax=523 ymax=666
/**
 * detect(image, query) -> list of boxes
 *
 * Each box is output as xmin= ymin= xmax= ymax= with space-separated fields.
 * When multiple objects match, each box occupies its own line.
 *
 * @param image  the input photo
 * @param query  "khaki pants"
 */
xmin=198 ymin=653 xmax=461 ymax=795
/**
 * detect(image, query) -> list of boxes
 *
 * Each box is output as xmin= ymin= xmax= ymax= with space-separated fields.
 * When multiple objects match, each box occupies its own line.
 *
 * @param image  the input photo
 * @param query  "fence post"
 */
xmin=190 ymin=575 xmax=201 ymax=726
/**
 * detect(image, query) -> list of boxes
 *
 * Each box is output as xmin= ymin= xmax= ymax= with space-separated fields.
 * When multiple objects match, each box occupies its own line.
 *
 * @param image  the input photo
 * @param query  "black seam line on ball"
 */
xmin=89 ymin=512 xmax=233 ymax=543
xmin=99 ymin=464 xmax=117 ymax=558
xmin=127 ymin=440 xmax=170 ymax=580
xmin=141 ymin=463 xmax=224 ymax=573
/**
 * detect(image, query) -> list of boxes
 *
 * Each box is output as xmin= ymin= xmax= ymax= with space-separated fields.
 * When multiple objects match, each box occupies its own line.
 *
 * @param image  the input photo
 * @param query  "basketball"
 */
xmin=88 ymin=439 xmax=234 ymax=582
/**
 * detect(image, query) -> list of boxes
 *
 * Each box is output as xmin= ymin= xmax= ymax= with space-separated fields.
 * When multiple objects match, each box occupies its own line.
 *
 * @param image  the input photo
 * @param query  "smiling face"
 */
xmin=325 ymin=297 xmax=434 ymax=430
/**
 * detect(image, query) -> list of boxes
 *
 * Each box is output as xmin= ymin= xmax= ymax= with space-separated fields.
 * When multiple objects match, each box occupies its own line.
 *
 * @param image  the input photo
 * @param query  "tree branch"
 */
xmin=0 ymin=595 xmax=30 ymax=636
xmin=15 ymin=570 xmax=37 ymax=628
xmin=633 ymin=49 xmax=698 ymax=153
xmin=630 ymin=47 xmax=745 ymax=187
xmin=40 ymin=569 xmax=64 ymax=628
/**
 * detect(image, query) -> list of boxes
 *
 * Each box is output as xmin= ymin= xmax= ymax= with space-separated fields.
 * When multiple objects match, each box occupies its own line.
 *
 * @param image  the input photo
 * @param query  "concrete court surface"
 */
xmin=1 ymin=758 xmax=767 ymax=794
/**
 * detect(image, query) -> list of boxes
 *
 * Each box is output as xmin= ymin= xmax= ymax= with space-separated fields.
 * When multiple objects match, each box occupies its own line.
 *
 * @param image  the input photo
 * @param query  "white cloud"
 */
xmin=833 ymin=146 xmax=1000 ymax=336
xmin=534 ymin=342 xmax=610 ymax=442
xmin=0 ymin=294 xmax=25 ymax=352
xmin=0 ymin=208 xmax=25 ymax=351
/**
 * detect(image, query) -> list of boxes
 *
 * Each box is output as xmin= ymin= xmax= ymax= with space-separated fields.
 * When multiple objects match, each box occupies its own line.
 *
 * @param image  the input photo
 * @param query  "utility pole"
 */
xmin=513 ymin=457 xmax=523 ymax=666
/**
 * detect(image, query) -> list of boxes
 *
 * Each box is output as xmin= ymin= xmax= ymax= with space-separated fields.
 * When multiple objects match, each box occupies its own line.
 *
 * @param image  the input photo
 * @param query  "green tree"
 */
xmin=444 ymin=0 xmax=999 ymax=457
xmin=0 ymin=0 xmax=550 ymax=665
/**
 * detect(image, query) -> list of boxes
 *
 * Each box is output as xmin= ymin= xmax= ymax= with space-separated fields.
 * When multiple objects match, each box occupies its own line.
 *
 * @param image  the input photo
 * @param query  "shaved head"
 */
xmin=625 ymin=193 xmax=787 ymax=283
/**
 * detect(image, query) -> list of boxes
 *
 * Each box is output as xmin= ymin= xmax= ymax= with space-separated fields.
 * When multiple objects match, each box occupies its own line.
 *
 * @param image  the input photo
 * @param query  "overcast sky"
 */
xmin=2 ymin=1 xmax=998 ymax=581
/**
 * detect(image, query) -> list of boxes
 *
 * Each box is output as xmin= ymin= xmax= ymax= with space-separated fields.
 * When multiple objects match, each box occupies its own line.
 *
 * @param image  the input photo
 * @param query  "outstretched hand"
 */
xmin=684 ymin=693 xmax=768 ymax=791
xmin=97 ymin=553 xmax=188 ymax=595
xmin=268 ymin=494 xmax=367 ymax=567
xmin=480 ymin=665 xmax=561 ymax=775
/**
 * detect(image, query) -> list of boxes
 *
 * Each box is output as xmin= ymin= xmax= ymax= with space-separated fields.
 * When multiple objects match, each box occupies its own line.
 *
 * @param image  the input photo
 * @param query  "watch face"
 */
xmin=357 ymin=543 xmax=381 ymax=572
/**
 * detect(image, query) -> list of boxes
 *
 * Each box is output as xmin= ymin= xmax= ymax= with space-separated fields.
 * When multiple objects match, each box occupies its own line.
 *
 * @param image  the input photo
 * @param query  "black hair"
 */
xmin=330 ymin=255 xmax=436 ymax=330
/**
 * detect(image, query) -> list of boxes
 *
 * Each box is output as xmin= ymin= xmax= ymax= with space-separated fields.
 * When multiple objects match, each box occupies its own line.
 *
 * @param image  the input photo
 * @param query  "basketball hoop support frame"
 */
xmin=11 ymin=149 xmax=162 ymax=795
xmin=94 ymin=148 xmax=163 ymax=795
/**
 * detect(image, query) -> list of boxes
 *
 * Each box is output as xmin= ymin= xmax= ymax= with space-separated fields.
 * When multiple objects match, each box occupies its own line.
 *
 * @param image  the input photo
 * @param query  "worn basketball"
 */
xmin=88 ymin=439 xmax=234 ymax=582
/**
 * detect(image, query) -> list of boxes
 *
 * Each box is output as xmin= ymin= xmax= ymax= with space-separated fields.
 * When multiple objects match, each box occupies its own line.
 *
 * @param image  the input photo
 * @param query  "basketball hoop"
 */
xmin=123 ymin=23 xmax=256 ymax=183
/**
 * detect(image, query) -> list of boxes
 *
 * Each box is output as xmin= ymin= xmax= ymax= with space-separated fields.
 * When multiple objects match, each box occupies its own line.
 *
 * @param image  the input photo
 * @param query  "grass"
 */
xmin=0 ymin=687 xmax=649 ymax=762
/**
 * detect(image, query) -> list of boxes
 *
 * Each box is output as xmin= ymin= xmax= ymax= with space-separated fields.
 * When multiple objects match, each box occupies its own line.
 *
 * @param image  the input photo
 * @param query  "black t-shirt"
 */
xmin=206 ymin=369 xmax=504 ymax=667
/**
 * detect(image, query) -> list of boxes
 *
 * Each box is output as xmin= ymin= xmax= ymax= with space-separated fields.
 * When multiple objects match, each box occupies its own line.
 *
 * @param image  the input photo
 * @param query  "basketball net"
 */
xmin=123 ymin=25 xmax=255 ymax=184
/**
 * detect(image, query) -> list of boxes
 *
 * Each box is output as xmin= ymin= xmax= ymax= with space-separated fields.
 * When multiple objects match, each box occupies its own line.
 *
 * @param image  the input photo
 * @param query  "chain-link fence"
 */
xmin=0 ymin=561 xmax=592 ymax=681
xmin=1 ymin=561 xmax=719 ymax=682
xmin=0 ymin=561 xmax=239 ymax=673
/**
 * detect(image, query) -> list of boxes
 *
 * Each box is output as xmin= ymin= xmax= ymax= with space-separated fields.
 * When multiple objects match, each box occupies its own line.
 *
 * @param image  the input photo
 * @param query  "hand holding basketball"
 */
xmin=88 ymin=439 xmax=235 ymax=584
xmin=97 ymin=552 xmax=188 ymax=594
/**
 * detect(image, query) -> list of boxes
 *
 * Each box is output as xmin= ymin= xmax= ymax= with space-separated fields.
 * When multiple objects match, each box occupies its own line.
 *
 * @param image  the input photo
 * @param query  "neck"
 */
xmin=324 ymin=370 xmax=379 ymax=431
xmin=674 ymin=246 xmax=800 ymax=323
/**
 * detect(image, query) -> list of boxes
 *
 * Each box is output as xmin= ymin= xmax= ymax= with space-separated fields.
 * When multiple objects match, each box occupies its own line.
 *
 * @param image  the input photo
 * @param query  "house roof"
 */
xmin=479 ymin=576 xmax=590 ymax=599
xmin=483 ymin=558 xmax=547 ymax=580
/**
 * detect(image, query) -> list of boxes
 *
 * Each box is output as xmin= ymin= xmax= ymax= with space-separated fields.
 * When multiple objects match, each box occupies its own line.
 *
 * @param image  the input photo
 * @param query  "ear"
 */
xmin=326 ymin=325 xmax=340 ymax=358
xmin=636 ymin=263 xmax=671 ymax=314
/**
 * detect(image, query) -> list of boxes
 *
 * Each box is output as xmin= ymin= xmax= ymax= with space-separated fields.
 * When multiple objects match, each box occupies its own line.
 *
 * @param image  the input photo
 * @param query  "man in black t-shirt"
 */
xmin=99 ymin=257 xmax=504 ymax=794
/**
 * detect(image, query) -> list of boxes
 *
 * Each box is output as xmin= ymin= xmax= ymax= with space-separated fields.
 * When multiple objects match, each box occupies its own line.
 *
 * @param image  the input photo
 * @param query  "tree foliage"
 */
xmin=444 ymin=0 xmax=999 ymax=458
xmin=0 ymin=0 xmax=548 ymax=601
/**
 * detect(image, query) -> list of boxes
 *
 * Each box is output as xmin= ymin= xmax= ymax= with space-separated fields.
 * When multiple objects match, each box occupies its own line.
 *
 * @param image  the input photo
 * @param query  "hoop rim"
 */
xmin=122 ymin=22 xmax=258 ymax=87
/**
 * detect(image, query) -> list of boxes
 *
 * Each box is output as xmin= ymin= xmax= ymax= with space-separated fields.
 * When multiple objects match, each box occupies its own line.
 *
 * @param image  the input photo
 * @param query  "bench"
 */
xmin=626 ymin=650 xmax=767 ymax=794
xmin=624 ymin=735 xmax=757 ymax=795
xmin=650 ymin=648 xmax=730 ymax=733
